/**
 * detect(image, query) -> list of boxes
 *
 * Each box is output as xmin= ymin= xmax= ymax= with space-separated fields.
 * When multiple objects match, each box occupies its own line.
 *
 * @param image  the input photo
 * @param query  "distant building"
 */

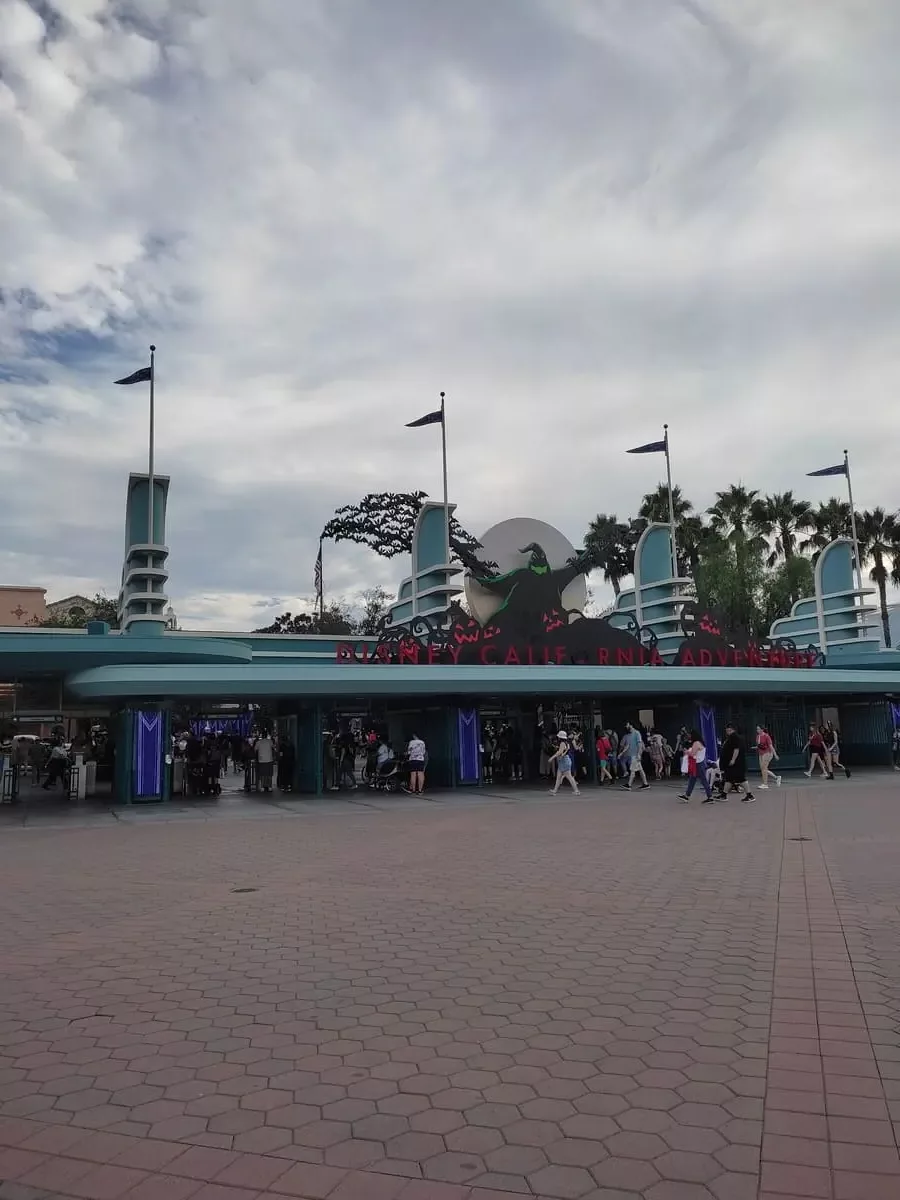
xmin=0 ymin=587 xmax=47 ymax=627
xmin=46 ymin=594 xmax=95 ymax=624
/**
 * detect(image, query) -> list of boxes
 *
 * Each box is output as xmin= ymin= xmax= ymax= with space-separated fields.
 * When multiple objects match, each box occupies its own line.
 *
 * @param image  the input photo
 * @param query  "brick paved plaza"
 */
xmin=1 ymin=778 xmax=900 ymax=1200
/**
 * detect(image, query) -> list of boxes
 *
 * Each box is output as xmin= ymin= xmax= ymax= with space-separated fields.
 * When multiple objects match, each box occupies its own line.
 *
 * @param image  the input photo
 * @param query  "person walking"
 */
xmin=678 ymin=731 xmax=714 ymax=804
xmin=822 ymin=723 xmax=851 ymax=779
xmin=549 ymin=733 xmax=580 ymax=796
xmin=277 ymin=737 xmax=296 ymax=792
xmin=803 ymin=725 xmax=829 ymax=779
xmin=720 ymin=722 xmax=755 ymax=802
xmin=407 ymin=733 xmax=427 ymax=794
xmin=254 ymin=730 xmax=275 ymax=793
xmin=893 ymin=724 xmax=900 ymax=771
xmin=595 ymin=729 xmax=613 ymax=785
xmin=621 ymin=723 xmax=650 ymax=791
xmin=755 ymin=725 xmax=782 ymax=789
xmin=481 ymin=726 xmax=495 ymax=784
xmin=42 ymin=740 xmax=69 ymax=791
xmin=648 ymin=730 xmax=665 ymax=780
xmin=674 ymin=727 xmax=690 ymax=776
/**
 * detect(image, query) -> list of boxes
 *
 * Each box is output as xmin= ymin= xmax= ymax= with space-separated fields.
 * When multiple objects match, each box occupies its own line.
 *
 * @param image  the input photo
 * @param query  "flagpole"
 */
xmin=320 ymin=538 xmax=325 ymax=619
xmin=147 ymin=344 xmax=156 ymax=546
xmin=663 ymin=423 xmax=678 ymax=580
xmin=844 ymin=448 xmax=865 ymax=613
xmin=440 ymin=391 xmax=450 ymax=567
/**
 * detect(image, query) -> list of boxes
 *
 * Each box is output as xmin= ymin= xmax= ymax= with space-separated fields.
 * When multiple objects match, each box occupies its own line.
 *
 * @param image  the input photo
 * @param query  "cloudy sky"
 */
xmin=2 ymin=0 xmax=898 ymax=629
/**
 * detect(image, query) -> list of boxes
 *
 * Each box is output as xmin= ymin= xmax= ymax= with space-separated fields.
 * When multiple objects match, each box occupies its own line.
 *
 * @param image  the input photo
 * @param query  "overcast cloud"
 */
xmin=1 ymin=0 xmax=898 ymax=628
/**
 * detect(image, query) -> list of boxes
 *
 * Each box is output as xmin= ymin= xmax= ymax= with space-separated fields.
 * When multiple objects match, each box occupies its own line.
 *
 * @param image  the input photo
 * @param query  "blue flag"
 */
xmin=807 ymin=463 xmax=846 ymax=477
xmin=406 ymin=409 xmax=443 ymax=428
xmin=114 ymin=366 xmax=152 ymax=385
xmin=627 ymin=439 xmax=666 ymax=454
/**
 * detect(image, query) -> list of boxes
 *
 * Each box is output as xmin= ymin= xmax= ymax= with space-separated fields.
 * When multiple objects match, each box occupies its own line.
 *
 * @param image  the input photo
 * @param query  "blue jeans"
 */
xmin=684 ymin=771 xmax=711 ymax=799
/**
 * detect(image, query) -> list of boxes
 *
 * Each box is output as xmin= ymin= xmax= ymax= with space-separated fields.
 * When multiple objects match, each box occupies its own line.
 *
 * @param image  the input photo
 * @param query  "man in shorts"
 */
xmin=720 ymin=722 xmax=755 ymax=803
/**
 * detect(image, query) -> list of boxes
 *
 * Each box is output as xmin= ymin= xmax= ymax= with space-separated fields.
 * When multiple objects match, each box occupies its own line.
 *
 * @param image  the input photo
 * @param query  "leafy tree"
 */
xmin=583 ymin=514 xmax=635 ymax=597
xmin=638 ymin=484 xmax=693 ymax=525
xmin=750 ymin=491 xmax=814 ymax=566
xmin=763 ymin=555 xmax=815 ymax=631
xmin=857 ymin=507 xmax=900 ymax=648
xmin=39 ymin=593 xmax=119 ymax=629
xmin=356 ymin=587 xmax=391 ymax=635
xmin=693 ymin=540 xmax=769 ymax=639
xmin=321 ymin=491 xmax=486 ymax=567
xmin=254 ymin=602 xmax=353 ymax=635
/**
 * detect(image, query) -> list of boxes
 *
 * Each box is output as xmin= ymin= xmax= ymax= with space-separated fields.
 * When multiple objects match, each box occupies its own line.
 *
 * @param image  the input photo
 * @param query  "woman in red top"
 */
xmin=803 ymin=725 xmax=828 ymax=778
xmin=595 ymin=731 xmax=613 ymax=785
xmin=755 ymin=725 xmax=781 ymax=789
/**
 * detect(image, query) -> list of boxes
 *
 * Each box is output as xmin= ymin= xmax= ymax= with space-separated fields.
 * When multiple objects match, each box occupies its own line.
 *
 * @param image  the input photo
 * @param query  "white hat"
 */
xmin=557 ymin=731 xmax=569 ymax=740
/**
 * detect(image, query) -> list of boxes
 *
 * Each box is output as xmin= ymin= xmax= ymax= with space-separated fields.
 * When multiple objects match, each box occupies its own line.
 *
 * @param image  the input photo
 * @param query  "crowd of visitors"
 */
xmin=173 ymin=728 xmax=295 ymax=796
xmin=535 ymin=716 xmax=856 ymax=802
xmin=169 ymin=714 xmax=863 ymax=802
xmin=323 ymin=726 xmax=430 ymax=794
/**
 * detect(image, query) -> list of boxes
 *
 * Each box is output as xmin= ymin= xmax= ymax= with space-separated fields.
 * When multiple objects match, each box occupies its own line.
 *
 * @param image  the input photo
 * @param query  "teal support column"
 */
xmin=114 ymin=709 xmax=134 ymax=804
xmin=295 ymin=705 xmax=321 ymax=794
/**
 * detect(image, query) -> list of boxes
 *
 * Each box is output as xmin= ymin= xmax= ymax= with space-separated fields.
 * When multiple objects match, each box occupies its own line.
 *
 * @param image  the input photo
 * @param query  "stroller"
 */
xmin=368 ymin=755 xmax=410 ymax=793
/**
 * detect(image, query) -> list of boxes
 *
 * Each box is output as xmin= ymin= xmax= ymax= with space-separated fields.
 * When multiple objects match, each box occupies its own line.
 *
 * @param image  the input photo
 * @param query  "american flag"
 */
xmin=314 ymin=540 xmax=323 ymax=608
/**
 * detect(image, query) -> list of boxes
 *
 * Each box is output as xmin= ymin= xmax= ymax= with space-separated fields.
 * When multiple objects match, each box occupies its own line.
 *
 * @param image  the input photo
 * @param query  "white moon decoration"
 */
xmin=464 ymin=518 xmax=588 ymax=627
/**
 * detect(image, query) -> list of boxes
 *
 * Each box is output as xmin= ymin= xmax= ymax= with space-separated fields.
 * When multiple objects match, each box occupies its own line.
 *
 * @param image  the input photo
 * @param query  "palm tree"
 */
xmin=800 ymin=498 xmax=853 ymax=559
xmin=708 ymin=485 xmax=760 ymax=546
xmin=750 ymin=491 xmax=814 ymax=567
xmin=857 ymin=508 xmax=900 ymax=648
xmin=583 ymin=514 xmax=634 ymax=597
xmin=677 ymin=515 xmax=722 ymax=578
xmin=638 ymin=484 xmax=693 ymax=526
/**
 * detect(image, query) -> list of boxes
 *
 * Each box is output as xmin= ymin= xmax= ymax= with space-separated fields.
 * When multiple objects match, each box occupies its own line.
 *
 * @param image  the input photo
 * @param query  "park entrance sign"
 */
xmin=335 ymin=529 xmax=823 ymax=670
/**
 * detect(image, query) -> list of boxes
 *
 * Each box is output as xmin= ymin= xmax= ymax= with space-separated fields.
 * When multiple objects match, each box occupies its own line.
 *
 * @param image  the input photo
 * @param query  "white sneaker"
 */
xmin=803 ymin=771 xmax=811 ymax=778
xmin=776 ymin=775 xmax=782 ymax=787
xmin=759 ymin=784 xmax=769 ymax=790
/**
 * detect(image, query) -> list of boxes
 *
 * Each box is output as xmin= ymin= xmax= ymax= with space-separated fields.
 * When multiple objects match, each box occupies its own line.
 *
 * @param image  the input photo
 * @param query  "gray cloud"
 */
xmin=1 ymin=0 xmax=898 ymax=627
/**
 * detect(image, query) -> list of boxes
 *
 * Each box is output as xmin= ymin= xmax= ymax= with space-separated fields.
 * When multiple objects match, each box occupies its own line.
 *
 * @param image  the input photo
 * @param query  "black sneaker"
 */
xmin=844 ymin=767 xmax=852 ymax=778
xmin=701 ymin=797 xmax=716 ymax=804
xmin=742 ymin=794 xmax=756 ymax=803
xmin=640 ymin=783 xmax=650 ymax=790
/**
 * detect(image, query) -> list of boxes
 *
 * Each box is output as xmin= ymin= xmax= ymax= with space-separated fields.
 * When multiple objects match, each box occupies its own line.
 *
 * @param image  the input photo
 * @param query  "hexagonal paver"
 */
xmin=529 ymin=1163 xmax=596 ymax=1197
xmin=505 ymin=1119 xmax=562 ymax=1147
xmin=591 ymin=1155 xmax=662 ymax=1192
xmin=423 ymin=1151 xmax=485 ymax=1182
xmin=605 ymin=1130 xmax=669 ymax=1159
xmin=385 ymin=1131 xmax=446 ymax=1161
xmin=266 ymin=1103 xmax=319 ymax=1129
xmin=292 ymin=1119 xmax=351 ymax=1148
xmin=485 ymin=1143 xmax=548 ymax=1174
xmin=445 ymin=1125 xmax=503 ymax=1155
xmin=560 ymin=1114 xmax=618 ymax=1140
xmin=655 ymin=1149 xmax=722 ymax=1182
xmin=544 ymin=1137 xmax=607 ymax=1167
